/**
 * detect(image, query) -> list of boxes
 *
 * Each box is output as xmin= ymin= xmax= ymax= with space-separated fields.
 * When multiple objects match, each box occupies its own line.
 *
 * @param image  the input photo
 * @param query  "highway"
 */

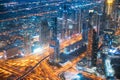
xmin=0 ymin=33 xmax=107 ymax=80
xmin=0 ymin=0 xmax=118 ymax=80
xmin=0 ymin=34 xmax=82 ymax=79
xmin=22 ymin=32 xmax=104 ymax=80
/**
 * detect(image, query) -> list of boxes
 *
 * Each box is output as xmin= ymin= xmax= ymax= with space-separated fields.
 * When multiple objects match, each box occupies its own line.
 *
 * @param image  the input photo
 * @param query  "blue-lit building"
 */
xmin=0 ymin=0 xmax=104 ymax=66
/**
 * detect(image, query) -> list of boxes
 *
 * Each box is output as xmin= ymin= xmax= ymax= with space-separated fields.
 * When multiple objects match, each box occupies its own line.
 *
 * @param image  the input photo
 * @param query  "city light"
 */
xmin=107 ymin=0 xmax=114 ymax=4
xmin=68 ymin=24 xmax=73 ymax=29
xmin=74 ymin=74 xmax=81 ymax=79
xmin=89 ymin=10 xmax=94 ymax=13
xmin=108 ymin=69 xmax=114 ymax=73
xmin=33 ymin=47 xmax=42 ymax=53
xmin=0 ymin=0 xmax=119 ymax=80
xmin=109 ymin=48 xmax=117 ymax=53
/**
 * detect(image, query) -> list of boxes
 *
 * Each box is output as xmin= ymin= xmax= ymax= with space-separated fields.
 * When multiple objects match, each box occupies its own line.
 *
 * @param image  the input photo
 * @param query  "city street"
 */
xmin=0 ymin=34 xmax=87 ymax=80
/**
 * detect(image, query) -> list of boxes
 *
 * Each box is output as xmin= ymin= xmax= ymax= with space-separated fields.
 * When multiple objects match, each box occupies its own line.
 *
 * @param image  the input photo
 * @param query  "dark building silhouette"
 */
xmin=91 ymin=29 xmax=99 ymax=66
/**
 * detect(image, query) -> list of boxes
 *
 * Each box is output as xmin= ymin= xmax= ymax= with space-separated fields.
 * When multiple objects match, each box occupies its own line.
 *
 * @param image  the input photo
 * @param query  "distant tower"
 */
xmin=103 ymin=0 xmax=115 ymax=29
xmin=104 ymin=57 xmax=115 ymax=79
xmin=105 ymin=0 xmax=114 ymax=16
xmin=91 ymin=29 xmax=99 ymax=67
xmin=114 ymin=0 xmax=120 ymax=28
xmin=87 ymin=10 xmax=97 ymax=67
xmin=49 ymin=17 xmax=60 ymax=65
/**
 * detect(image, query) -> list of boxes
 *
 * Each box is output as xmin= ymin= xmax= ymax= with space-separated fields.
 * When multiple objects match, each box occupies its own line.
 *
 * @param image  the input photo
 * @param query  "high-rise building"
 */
xmin=105 ymin=0 xmax=114 ymax=16
xmin=91 ymin=29 xmax=99 ymax=66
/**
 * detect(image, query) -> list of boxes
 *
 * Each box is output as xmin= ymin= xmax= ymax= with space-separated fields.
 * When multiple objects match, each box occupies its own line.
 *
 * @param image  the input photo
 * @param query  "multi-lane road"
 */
xmin=0 ymin=33 xmax=105 ymax=80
